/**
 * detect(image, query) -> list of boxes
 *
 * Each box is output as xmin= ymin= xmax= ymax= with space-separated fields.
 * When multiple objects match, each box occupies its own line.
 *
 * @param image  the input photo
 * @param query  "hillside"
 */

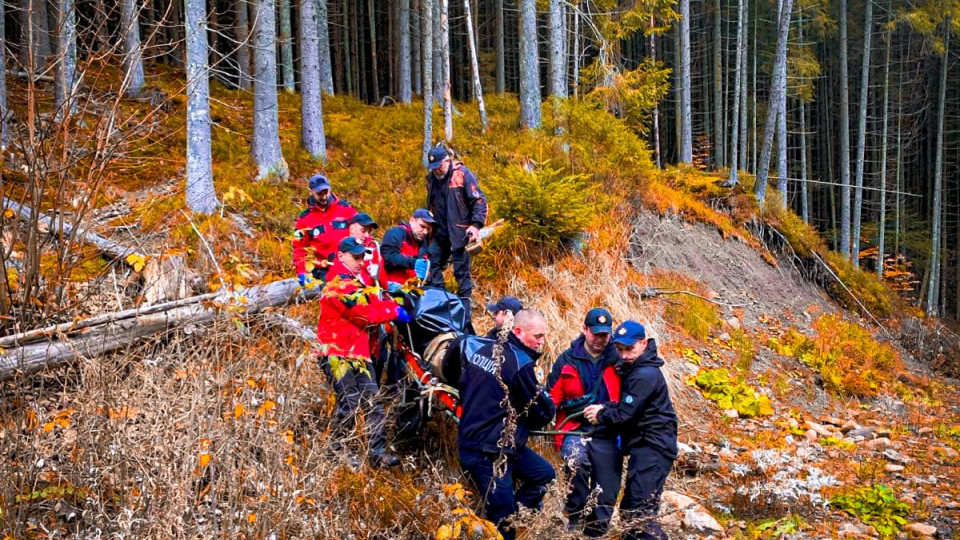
xmin=1 ymin=72 xmax=959 ymax=540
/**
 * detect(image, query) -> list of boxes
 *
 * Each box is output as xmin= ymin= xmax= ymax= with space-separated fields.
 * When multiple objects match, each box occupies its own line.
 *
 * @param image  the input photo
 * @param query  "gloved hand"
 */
xmin=367 ymin=263 xmax=380 ymax=278
xmin=298 ymin=273 xmax=308 ymax=287
xmin=395 ymin=306 xmax=413 ymax=324
xmin=414 ymin=258 xmax=430 ymax=280
xmin=388 ymin=282 xmax=404 ymax=294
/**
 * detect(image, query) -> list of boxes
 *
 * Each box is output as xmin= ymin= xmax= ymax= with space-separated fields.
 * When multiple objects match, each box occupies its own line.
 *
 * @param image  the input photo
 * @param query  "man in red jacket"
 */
xmin=381 ymin=208 xmax=435 ymax=288
xmin=292 ymin=174 xmax=357 ymax=286
xmin=317 ymin=237 xmax=411 ymax=468
xmin=329 ymin=212 xmax=387 ymax=291
xmin=546 ymin=307 xmax=621 ymax=537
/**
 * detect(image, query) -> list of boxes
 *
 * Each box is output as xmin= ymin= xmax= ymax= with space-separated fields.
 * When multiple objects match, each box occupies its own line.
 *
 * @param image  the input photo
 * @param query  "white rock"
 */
xmin=904 ymin=522 xmax=937 ymax=537
xmin=661 ymin=491 xmax=725 ymax=534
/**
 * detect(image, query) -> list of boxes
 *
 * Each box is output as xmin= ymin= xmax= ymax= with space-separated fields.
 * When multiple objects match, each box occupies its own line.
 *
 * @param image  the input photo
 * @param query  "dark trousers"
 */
xmin=563 ymin=437 xmax=623 ymax=537
xmin=320 ymin=358 xmax=387 ymax=453
xmin=622 ymin=446 xmax=675 ymax=540
xmin=426 ymin=237 xmax=473 ymax=299
xmin=459 ymin=446 xmax=556 ymax=540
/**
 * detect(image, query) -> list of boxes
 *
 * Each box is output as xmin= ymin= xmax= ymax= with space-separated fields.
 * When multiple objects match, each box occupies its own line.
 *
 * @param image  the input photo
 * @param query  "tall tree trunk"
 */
xmin=877 ymin=11 xmax=891 ymax=280
xmin=55 ymin=0 xmax=77 ymax=115
xmin=713 ymin=0 xmax=723 ymax=168
xmin=235 ymin=0 xmax=252 ymax=89
xmin=439 ymin=0 xmax=452 ymax=139
xmin=798 ymin=11 xmax=808 ymax=222
xmin=674 ymin=23 xmax=682 ymax=161
xmin=412 ymin=0 xmax=422 ymax=95
xmin=738 ymin=0 xmax=748 ymax=171
xmin=549 ymin=0 xmax=566 ymax=97
xmin=679 ymin=0 xmax=692 ymax=162
xmin=751 ymin=0 xmax=757 ymax=172
xmin=650 ymin=15 xmax=661 ymax=169
xmin=368 ymin=0 xmax=380 ymax=102
xmin=518 ymin=0 xmax=541 ymax=129
xmin=573 ymin=7 xmax=580 ymax=96
xmin=894 ymin=73 xmax=902 ymax=262
xmin=300 ymin=0 xmax=327 ymax=161
xmin=21 ymin=0 xmax=53 ymax=70
xmin=495 ymin=0 xmax=505 ymax=93
xmin=251 ymin=0 xmax=287 ymax=179
xmin=185 ymin=0 xmax=219 ymax=213
xmin=926 ymin=20 xmax=949 ymax=315
xmin=0 ymin=0 xmax=7 ymax=150
xmin=852 ymin=0 xmax=873 ymax=266
xmin=421 ymin=0 xmax=434 ymax=164
xmin=432 ymin=0 xmax=441 ymax=101
xmin=399 ymin=0 xmax=412 ymax=102
xmin=279 ymin=0 xmax=295 ymax=92
xmin=464 ymin=0 xmax=487 ymax=131
xmin=351 ymin=0 xmax=361 ymax=98
xmin=726 ymin=0 xmax=744 ymax=185
xmin=838 ymin=0 xmax=852 ymax=258
xmin=343 ymin=1 xmax=353 ymax=95
xmin=775 ymin=0 xmax=788 ymax=205
xmin=120 ymin=0 xmax=145 ymax=96
xmin=753 ymin=0 xmax=794 ymax=204
xmin=318 ymin=0 xmax=334 ymax=93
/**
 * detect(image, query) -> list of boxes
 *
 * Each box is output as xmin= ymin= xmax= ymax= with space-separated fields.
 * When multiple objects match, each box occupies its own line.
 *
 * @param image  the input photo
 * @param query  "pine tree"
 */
xmin=727 ymin=0 xmax=745 ymax=186
xmin=679 ymin=0 xmax=693 ymax=162
xmin=421 ymin=0 xmax=435 ymax=164
xmin=463 ymin=0 xmax=488 ymax=131
xmin=754 ymin=0 xmax=794 ymax=204
xmin=926 ymin=18 xmax=950 ymax=315
xmin=300 ymin=0 xmax=327 ymax=161
xmin=251 ymin=0 xmax=287 ymax=179
xmin=185 ymin=0 xmax=220 ymax=213
xmin=839 ymin=0 xmax=852 ymax=258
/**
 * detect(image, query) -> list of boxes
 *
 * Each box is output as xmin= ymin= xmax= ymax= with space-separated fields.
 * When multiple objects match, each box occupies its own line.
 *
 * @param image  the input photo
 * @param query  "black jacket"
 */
xmin=425 ymin=162 xmax=488 ymax=249
xmin=446 ymin=333 xmax=555 ymax=455
xmin=381 ymin=223 xmax=424 ymax=272
xmin=595 ymin=339 xmax=678 ymax=460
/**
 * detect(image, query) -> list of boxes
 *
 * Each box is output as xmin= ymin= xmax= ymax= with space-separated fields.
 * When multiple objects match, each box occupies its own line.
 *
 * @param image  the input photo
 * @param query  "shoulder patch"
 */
xmin=623 ymin=394 xmax=635 ymax=404
xmin=299 ymin=208 xmax=311 ymax=218
xmin=337 ymin=199 xmax=353 ymax=208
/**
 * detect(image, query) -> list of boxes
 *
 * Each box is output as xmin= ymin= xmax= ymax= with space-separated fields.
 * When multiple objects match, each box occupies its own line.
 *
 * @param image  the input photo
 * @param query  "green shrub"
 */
xmin=831 ymin=484 xmax=912 ymax=538
xmin=484 ymin=164 xmax=598 ymax=257
xmin=689 ymin=368 xmax=773 ymax=417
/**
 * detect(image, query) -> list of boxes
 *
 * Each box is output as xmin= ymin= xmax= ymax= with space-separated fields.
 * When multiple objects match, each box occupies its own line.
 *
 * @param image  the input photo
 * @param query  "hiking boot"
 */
xmin=369 ymin=450 xmax=401 ymax=469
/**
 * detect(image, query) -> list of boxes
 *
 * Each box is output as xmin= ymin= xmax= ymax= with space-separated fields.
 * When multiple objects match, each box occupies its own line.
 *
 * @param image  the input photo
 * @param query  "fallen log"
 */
xmin=3 ymin=197 xmax=146 ymax=265
xmin=0 ymin=278 xmax=323 ymax=380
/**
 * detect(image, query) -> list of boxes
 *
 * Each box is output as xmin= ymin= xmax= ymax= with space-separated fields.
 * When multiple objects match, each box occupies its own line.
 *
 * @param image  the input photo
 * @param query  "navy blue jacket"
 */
xmin=425 ymin=162 xmax=488 ymax=249
xmin=448 ymin=333 xmax=555 ymax=455
xmin=546 ymin=335 xmax=620 ymax=439
xmin=596 ymin=339 xmax=678 ymax=460
xmin=381 ymin=223 xmax=424 ymax=272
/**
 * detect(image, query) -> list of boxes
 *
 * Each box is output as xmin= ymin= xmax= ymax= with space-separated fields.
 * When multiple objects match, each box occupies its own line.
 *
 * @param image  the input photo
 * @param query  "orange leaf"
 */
xmin=257 ymin=401 xmax=276 ymax=417
xmin=199 ymin=453 xmax=212 ymax=467
xmin=247 ymin=513 xmax=257 ymax=524
xmin=234 ymin=404 xmax=244 ymax=419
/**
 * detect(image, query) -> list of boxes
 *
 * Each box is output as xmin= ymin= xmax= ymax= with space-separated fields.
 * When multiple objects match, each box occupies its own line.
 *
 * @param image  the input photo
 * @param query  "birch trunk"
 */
xmin=463 ymin=0 xmax=487 ymax=131
xmin=679 ymin=0 xmax=692 ymax=163
xmin=185 ymin=0 xmax=220 ymax=214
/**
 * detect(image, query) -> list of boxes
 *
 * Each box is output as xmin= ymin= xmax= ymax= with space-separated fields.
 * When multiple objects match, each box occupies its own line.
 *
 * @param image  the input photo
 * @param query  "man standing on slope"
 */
xmin=381 ymin=208 xmax=435 ymax=288
xmin=316 ymin=237 xmax=411 ymax=469
xmin=444 ymin=309 xmax=556 ymax=540
xmin=292 ymin=173 xmax=357 ymax=286
xmin=546 ymin=307 xmax=621 ymax=536
xmin=424 ymin=146 xmax=488 ymax=326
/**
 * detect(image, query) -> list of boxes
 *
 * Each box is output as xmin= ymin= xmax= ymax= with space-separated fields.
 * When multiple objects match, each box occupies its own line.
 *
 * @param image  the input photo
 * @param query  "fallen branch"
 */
xmin=3 ymin=196 xmax=146 ymax=266
xmin=628 ymin=284 xmax=749 ymax=308
xmin=0 ymin=278 xmax=324 ymax=380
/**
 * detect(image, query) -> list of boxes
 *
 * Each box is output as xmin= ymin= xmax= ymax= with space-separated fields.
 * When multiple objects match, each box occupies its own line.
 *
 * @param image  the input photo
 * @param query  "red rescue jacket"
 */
xmin=292 ymin=195 xmax=357 ymax=275
xmin=547 ymin=337 xmax=621 ymax=450
xmin=315 ymin=259 xmax=398 ymax=361
xmin=382 ymin=223 xmax=423 ymax=286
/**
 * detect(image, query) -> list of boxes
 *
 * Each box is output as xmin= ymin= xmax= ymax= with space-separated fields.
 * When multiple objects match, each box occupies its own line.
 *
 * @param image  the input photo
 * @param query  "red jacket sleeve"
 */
xmin=292 ymin=216 xmax=309 ymax=275
xmin=343 ymin=294 xmax=398 ymax=328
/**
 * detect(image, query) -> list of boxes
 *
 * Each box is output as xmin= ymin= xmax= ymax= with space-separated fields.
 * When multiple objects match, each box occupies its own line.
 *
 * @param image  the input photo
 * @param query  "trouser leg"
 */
xmin=583 ymin=438 xmax=624 ymax=538
xmin=355 ymin=362 xmax=387 ymax=453
xmin=621 ymin=446 xmax=674 ymax=540
xmin=513 ymin=446 xmax=556 ymax=511
xmin=459 ymin=448 xmax=518 ymax=540
xmin=561 ymin=435 xmax=591 ymax=525
xmin=451 ymin=247 xmax=474 ymax=331
xmin=321 ymin=358 xmax=362 ymax=449
xmin=426 ymin=238 xmax=452 ymax=289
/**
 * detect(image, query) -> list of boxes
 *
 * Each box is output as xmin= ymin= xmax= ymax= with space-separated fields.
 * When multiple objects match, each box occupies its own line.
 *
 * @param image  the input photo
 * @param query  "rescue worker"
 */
xmin=445 ymin=309 xmax=556 ymax=540
xmin=316 ymin=237 xmax=411 ymax=469
xmin=336 ymin=212 xmax=387 ymax=290
xmin=424 ymin=146 xmax=488 ymax=325
xmin=584 ymin=321 xmax=678 ymax=540
xmin=381 ymin=208 xmax=435 ymax=288
xmin=546 ymin=307 xmax=621 ymax=537
xmin=293 ymin=173 xmax=357 ymax=286
xmin=484 ymin=296 xmax=523 ymax=339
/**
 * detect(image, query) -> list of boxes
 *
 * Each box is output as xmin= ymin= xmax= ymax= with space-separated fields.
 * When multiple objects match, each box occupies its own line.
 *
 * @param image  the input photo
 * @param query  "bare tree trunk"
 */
xmin=463 ymin=0 xmax=487 ymax=131
xmin=421 ymin=0 xmax=434 ymax=164
xmin=519 ymin=0 xmax=541 ymax=129
xmin=775 ymin=0 xmax=788 ymax=205
xmin=926 ymin=20 xmax=949 ymax=315
xmin=251 ymin=0 xmax=288 ymax=179
xmin=798 ymin=10 xmax=809 ymax=220
xmin=649 ymin=15 xmax=660 ymax=169
xmin=738 ymin=0 xmax=748 ymax=170
xmin=753 ymin=0 xmax=794 ymax=204
xmin=839 ymin=0 xmax=852 ymax=258
xmin=343 ymin=1 xmax=353 ymax=95
xmin=399 ymin=0 xmax=412 ymax=102
xmin=279 ymin=0 xmax=295 ymax=92
xmin=572 ymin=7 xmax=580 ymax=96
xmin=713 ymin=0 xmax=723 ymax=168
xmin=549 ymin=0 xmax=566 ymax=98
xmin=121 ymin=0 xmax=145 ymax=96
xmin=300 ymin=0 xmax=327 ymax=161
xmin=55 ymin=0 xmax=77 ymax=115
xmin=235 ymin=0 xmax=252 ymax=89
xmin=726 ymin=0 xmax=744 ymax=186
xmin=368 ymin=0 xmax=380 ymax=102
xmin=185 ymin=0 xmax=220 ymax=213
xmin=679 ymin=0 xmax=692 ymax=162
xmin=438 ymin=0 xmax=452 ymax=139
xmin=317 ymin=0 xmax=334 ymax=93
xmin=851 ymin=0 xmax=873 ymax=267
xmin=21 ymin=0 xmax=53 ymax=70
xmin=751 ymin=0 xmax=757 ymax=172
xmin=877 ymin=9 xmax=891 ymax=280
xmin=0 ymin=0 xmax=7 ymax=150
xmin=412 ymin=0 xmax=421 ymax=95
xmin=495 ymin=0 xmax=504 ymax=93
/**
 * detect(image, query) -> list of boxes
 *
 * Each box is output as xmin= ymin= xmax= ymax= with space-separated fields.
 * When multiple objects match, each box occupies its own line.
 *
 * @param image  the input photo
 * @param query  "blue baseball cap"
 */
xmin=612 ymin=320 xmax=647 ymax=346
xmin=349 ymin=213 xmax=379 ymax=229
xmin=412 ymin=208 xmax=437 ymax=224
xmin=308 ymin=173 xmax=330 ymax=191
xmin=486 ymin=296 xmax=523 ymax=315
xmin=427 ymin=147 xmax=449 ymax=171
xmin=338 ymin=237 xmax=367 ymax=255
xmin=584 ymin=307 xmax=613 ymax=334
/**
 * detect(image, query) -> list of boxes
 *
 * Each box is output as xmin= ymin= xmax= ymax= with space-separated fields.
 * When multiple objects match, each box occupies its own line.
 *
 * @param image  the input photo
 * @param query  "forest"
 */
xmin=1 ymin=0 xmax=960 ymax=538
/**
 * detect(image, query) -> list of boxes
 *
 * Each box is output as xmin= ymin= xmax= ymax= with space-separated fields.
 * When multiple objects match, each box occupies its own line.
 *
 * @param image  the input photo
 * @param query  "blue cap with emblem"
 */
xmin=611 ymin=320 xmax=646 ymax=346
xmin=308 ymin=173 xmax=331 ymax=192
xmin=338 ymin=237 xmax=367 ymax=255
xmin=584 ymin=307 xmax=613 ymax=334
xmin=486 ymin=296 xmax=523 ymax=315
xmin=427 ymin=147 xmax=449 ymax=171
xmin=349 ymin=213 xmax=379 ymax=229
xmin=412 ymin=208 xmax=437 ymax=224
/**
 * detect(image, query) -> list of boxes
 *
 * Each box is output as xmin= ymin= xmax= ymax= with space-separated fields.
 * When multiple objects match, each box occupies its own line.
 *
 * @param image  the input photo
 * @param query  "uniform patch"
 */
xmin=624 ymin=394 xmax=635 ymax=404
xmin=299 ymin=208 xmax=310 ymax=218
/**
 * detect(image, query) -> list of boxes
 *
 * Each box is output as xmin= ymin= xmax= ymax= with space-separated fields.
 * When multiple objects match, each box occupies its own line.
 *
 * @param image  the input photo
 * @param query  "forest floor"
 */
xmin=1 ymin=68 xmax=959 ymax=539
